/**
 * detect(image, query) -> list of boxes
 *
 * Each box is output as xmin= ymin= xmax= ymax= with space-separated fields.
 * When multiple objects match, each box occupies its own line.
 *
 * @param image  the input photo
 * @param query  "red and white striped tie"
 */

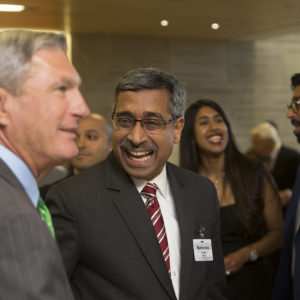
xmin=141 ymin=182 xmax=171 ymax=276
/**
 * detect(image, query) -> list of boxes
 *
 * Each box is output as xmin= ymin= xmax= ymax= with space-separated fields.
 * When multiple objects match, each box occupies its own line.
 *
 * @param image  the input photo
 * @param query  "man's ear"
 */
xmin=0 ymin=87 xmax=11 ymax=126
xmin=173 ymin=117 xmax=185 ymax=144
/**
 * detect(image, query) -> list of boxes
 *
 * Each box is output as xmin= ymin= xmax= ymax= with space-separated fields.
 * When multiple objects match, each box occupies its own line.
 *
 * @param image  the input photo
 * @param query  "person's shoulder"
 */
xmin=0 ymin=176 xmax=38 ymax=229
xmin=281 ymin=145 xmax=300 ymax=157
xmin=56 ymin=159 xmax=106 ymax=188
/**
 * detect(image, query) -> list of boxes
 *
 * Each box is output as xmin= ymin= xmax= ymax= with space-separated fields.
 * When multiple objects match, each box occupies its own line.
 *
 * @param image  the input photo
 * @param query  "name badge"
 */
xmin=193 ymin=239 xmax=213 ymax=261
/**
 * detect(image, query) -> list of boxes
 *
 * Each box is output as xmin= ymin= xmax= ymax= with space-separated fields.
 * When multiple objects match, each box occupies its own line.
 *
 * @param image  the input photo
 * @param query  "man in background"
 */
xmin=0 ymin=30 xmax=89 ymax=299
xmin=273 ymin=73 xmax=300 ymax=300
xmin=249 ymin=121 xmax=300 ymax=210
xmin=46 ymin=67 xmax=227 ymax=299
xmin=40 ymin=113 xmax=112 ymax=197
xmin=71 ymin=113 xmax=112 ymax=173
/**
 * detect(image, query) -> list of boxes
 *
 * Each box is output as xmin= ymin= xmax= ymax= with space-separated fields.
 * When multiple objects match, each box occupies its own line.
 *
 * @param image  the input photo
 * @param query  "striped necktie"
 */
xmin=141 ymin=182 xmax=171 ymax=276
xmin=37 ymin=197 xmax=55 ymax=239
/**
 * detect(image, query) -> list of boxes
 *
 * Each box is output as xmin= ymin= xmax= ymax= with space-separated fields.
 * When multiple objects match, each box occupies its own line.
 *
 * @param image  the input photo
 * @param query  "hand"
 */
xmin=279 ymin=189 xmax=292 ymax=207
xmin=224 ymin=247 xmax=249 ymax=275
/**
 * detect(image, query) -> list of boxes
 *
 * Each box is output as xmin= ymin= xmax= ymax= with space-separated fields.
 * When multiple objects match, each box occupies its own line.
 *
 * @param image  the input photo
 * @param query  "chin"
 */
xmin=60 ymin=145 xmax=78 ymax=160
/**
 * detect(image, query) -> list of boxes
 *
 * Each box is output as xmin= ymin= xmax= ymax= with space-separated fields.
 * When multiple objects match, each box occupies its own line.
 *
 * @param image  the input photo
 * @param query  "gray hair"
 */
xmin=0 ymin=30 xmax=67 ymax=95
xmin=250 ymin=122 xmax=281 ymax=144
xmin=114 ymin=67 xmax=186 ymax=117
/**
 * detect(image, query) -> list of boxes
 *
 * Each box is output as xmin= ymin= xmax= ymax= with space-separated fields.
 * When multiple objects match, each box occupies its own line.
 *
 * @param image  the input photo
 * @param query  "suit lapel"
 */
xmin=167 ymin=163 xmax=195 ymax=300
xmin=285 ymin=167 xmax=300 ymax=235
xmin=0 ymin=159 xmax=29 ymax=196
xmin=105 ymin=155 xmax=176 ymax=299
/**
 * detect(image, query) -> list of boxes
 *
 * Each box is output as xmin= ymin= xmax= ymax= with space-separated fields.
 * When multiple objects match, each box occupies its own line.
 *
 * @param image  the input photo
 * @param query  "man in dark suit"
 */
xmin=273 ymin=73 xmax=300 ymax=300
xmin=249 ymin=121 xmax=300 ymax=210
xmin=46 ymin=67 xmax=227 ymax=299
xmin=0 ymin=30 xmax=89 ymax=299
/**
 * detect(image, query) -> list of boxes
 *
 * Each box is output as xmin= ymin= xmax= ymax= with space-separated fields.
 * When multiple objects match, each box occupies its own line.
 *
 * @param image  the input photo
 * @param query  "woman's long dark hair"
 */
xmin=180 ymin=99 xmax=270 ymax=235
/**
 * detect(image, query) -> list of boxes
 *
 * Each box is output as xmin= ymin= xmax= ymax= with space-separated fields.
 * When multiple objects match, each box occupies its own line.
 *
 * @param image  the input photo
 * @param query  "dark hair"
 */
xmin=113 ymin=67 xmax=186 ymax=118
xmin=180 ymin=99 xmax=275 ymax=235
xmin=291 ymin=73 xmax=300 ymax=89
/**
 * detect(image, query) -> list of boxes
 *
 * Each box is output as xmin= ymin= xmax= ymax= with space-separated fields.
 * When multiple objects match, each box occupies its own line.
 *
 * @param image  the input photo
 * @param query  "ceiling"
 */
xmin=2 ymin=0 xmax=300 ymax=40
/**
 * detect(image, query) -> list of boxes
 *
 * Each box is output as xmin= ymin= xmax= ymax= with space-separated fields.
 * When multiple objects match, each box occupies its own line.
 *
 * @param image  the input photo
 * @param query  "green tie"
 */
xmin=37 ymin=197 xmax=55 ymax=239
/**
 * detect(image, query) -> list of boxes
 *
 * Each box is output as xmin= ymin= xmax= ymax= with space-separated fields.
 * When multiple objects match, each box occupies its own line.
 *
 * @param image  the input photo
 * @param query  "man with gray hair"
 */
xmin=249 ymin=121 xmax=300 ymax=209
xmin=0 ymin=30 xmax=89 ymax=299
xmin=47 ymin=67 xmax=227 ymax=299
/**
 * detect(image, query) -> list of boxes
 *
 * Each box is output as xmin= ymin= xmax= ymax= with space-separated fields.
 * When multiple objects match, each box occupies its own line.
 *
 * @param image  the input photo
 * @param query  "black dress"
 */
xmin=220 ymin=204 xmax=274 ymax=300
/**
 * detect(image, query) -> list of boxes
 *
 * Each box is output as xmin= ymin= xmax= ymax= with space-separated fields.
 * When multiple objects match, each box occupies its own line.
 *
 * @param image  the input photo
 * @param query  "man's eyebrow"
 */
xmin=114 ymin=111 xmax=133 ymax=117
xmin=85 ymin=129 xmax=99 ymax=134
xmin=53 ymin=76 xmax=81 ymax=88
xmin=143 ymin=112 xmax=165 ymax=119
xmin=114 ymin=111 xmax=165 ymax=119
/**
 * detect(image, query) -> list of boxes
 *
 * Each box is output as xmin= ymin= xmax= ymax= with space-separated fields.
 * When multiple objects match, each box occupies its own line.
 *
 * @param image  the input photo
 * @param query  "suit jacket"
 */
xmin=272 ymin=145 xmax=300 ymax=191
xmin=39 ymin=169 xmax=74 ymax=199
xmin=273 ymin=167 xmax=300 ymax=300
xmin=46 ymin=153 xmax=227 ymax=300
xmin=0 ymin=159 xmax=74 ymax=300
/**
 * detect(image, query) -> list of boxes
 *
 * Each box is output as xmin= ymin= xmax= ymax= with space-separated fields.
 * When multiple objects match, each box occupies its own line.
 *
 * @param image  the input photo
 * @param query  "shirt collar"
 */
xmin=0 ymin=145 xmax=39 ymax=207
xmin=132 ymin=164 xmax=167 ymax=198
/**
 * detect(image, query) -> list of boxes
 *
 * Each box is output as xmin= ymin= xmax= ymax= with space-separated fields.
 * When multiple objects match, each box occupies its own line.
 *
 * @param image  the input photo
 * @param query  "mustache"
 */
xmin=292 ymin=119 xmax=300 ymax=127
xmin=77 ymin=150 xmax=92 ymax=156
xmin=120 ymin=139 xmax=157 ymax=152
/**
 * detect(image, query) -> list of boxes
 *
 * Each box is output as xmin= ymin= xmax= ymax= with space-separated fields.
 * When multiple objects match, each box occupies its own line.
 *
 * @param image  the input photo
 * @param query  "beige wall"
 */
xmin=72 ymin=32 xmax=300 ymax=165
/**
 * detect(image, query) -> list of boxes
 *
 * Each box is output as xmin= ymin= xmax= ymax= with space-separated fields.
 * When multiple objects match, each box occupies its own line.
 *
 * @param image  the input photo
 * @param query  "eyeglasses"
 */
xmin=112 ymin=113 xmax=177 ymax=133
xmin=287 ymin=97 xmax=300 ymax=112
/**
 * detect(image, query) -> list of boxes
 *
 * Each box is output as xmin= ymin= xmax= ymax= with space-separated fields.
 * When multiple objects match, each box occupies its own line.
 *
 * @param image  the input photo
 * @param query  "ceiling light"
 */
xmin=211 ymin=23 xmax=220 ymax=30
xmin=160 ymin=20 xmax=169 ymax=27
xmin=0 ymin=4 xmax=25 ymax=12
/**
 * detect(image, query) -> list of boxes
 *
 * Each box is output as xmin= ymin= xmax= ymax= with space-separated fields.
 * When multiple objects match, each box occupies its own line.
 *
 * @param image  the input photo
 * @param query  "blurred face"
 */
xmin=112 ymin=89 xmax=184 ymax=180
xmin=287 ymin=85 xmax=300 ymax=143
xmin=71 ymin=115 xmax=111 ymax=171
xmin=251 ymin=134 xmax=274 ymax=158
xmin=1 ymin=47 xmax=90 ymax=178
xmin=193 ymin=106 xmax=228 ymax=155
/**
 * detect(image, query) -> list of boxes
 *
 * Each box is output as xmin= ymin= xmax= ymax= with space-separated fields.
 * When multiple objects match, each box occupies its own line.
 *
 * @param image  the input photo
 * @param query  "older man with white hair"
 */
xmin=250 ymin=121 xmax=300 ymax=209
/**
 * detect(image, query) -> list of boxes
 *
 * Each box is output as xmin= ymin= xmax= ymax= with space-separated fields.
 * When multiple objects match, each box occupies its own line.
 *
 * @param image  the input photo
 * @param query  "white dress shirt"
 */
xmin=132 ymin=165 xmax=181 ymax=299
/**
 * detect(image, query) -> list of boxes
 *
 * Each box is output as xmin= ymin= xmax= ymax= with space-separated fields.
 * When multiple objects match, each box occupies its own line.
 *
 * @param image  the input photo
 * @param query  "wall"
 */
xmin=72 ymin=32 xmax=300 ymax=165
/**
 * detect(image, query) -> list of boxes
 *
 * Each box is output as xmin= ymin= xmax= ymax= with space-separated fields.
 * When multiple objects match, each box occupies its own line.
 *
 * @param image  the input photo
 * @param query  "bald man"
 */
xmin=71 ymin=113 xmax=112 ymax=173
xmin=40 ymin=114 xmax=112 ymax=198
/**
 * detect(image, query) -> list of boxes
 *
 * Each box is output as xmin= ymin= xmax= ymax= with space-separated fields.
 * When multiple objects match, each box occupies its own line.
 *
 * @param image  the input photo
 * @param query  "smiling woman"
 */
xmin=180 ymin=99 xmax=284 ymax=300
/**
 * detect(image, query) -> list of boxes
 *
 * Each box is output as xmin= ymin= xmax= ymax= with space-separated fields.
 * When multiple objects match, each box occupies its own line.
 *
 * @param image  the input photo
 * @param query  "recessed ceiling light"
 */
xmin=0 ymin=4 xmax=25 ymax=12
xmin=211 ymin=23 xmax=220 ymax=30
xmin=160 ymin=20 xmax=169 ymax=27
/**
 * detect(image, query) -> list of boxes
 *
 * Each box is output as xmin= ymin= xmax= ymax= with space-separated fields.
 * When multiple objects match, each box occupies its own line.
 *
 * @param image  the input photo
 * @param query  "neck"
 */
xmin=0 ymin=137 xmax=56 ymax=181
xmin=198 ymin=151 xmax=225 ymax=178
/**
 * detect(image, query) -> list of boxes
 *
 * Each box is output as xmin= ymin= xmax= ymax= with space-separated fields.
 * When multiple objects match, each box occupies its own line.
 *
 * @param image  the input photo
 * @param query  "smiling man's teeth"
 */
xmin=128 ymin=150 xmax=150 ymax=156
xmin=131 ymin=156 xmax=150 ymax=162
xmin=208 ymin=135 xmax=221 ymax=143
xmin=127 ymin=150 xmax=152 ymax=160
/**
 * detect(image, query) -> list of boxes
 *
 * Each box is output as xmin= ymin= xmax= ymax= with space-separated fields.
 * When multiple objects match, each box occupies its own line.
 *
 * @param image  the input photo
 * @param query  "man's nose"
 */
xmin=126 ymin=121 xmax=148 ymax=145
